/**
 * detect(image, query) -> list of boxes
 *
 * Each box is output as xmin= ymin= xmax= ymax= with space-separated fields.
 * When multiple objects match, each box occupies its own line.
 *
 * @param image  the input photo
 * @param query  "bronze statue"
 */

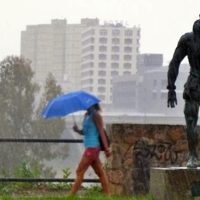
xmin=167 ymin=17 xmax=200 ymax=168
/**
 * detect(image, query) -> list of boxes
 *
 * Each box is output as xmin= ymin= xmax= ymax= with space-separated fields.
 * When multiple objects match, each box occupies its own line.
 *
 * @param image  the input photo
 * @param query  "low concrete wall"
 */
xmin=106 ymin=124 xmax=200 ymax=196
xmin=150 ymin=167 xmax=200 ymax=200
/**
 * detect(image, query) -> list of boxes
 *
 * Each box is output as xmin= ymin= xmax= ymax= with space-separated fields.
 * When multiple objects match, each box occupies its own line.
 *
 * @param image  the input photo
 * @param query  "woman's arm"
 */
xmin=73 ymin=124 xmax=83 ymax=135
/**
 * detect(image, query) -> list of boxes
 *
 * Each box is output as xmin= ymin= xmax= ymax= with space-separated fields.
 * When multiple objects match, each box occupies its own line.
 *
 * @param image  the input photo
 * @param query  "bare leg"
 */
xmin=91 ymin=158 xmax=110 ymax=196
xmin=69 ymin=155 xmax=92 ymax=195
xmin=184 ymin=100 xmax=199 ymax=168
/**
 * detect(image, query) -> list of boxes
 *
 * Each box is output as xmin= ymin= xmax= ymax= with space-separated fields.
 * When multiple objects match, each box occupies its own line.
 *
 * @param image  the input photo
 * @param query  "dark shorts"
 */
xmin=83 ymin=147 xmax=100 ymax=161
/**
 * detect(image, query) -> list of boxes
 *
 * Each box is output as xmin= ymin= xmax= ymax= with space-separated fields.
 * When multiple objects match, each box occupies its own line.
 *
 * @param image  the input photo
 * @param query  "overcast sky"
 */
xmin=1 ymin=0 xmax=200 ymax=64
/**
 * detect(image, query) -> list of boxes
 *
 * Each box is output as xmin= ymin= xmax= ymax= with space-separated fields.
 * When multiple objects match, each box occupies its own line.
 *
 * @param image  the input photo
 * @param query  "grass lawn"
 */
xmin=0 ymin=187 xmax=154 ymax=200
xmin=0 ymin=182 xmax=154 ymax=200
xmin=0 ymin=195 xmax=154 ymax=200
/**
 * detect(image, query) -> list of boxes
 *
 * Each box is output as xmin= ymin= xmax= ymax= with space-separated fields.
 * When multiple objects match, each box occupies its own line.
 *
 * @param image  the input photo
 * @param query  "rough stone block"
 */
xmin=150 ymin=167 xmax=200 ymax=200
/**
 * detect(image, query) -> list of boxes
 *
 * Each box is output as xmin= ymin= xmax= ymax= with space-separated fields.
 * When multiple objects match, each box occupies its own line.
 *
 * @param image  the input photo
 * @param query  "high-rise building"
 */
xmin=21 ymin=18 xmax=99 ymax=91
xmin=81 ymin=23 xmax=141 ymax=109
xmin=21 ymin=19 xmax=67 ymax=85
xmin=21 ymin=19 xmax=141 ymax=110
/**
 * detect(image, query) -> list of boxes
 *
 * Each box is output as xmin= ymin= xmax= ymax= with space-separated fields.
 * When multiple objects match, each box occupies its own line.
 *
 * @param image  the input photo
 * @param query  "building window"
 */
xmin=124 ymin=63 xmax=131 ymax=69
xmin=98 ymin=78 xmax=106 ymax=84
xmin=112 ymin=30 xmax=120 ymax=36
xmin=111 ymin=71 xmax=119 ymax=77
xmin=124 ymin=55 xmax=132 ymax=61
xmin=125 ymin=30 xmax=133 ymax=36
xmin=99 ymin=62 xmax=106 ymax=68
xmin=82 ymin=37 xmax=94 ymax=46
xmin=112 ymin=38 xmax=120 ymax=44
xmin=98 ymin=70 xmax=106 ymax=76
xmin=99 ymin=29 xmax=107 ymax=36
xmin=82 ymin=46 xmax=94 ymax=54
xmin=99 ymin=46 xmax=107 ymax=52
xmin=98 ymin=86 xmax=106 ymax=93
xmin=111 ymin=63 xmax=119 ymax=69
xmin=99 ymin=38 xmax=107 ymax=44
xmin=124 ymin=38 xmax=132 ymax=45
xmin=99 ymin=54 xmax=107 ymax=60
xmin=124 ymin=46 xmax=132 ymax=53
xmin=112 ymin=46 xmax=120 ymax=52
xmin=111 ymin=54 xmax=119 ymax=61
xmin=82 ymin=54 xmax=94 ymax=61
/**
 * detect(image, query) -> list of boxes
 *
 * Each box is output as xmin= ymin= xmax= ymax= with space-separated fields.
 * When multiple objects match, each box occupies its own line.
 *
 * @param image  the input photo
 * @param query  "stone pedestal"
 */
xmin=150 ymin=167 xmax=200 ymax=200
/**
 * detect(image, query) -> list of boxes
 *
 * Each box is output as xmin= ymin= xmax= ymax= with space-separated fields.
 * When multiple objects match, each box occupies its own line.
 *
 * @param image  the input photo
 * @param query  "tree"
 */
xmin=0 ymin=56 xmax=67 ymax=177
xmin=0 ymin=56 xmax=40 ymax=175
xmin=31 ymin=73 xmax=68 ymax=177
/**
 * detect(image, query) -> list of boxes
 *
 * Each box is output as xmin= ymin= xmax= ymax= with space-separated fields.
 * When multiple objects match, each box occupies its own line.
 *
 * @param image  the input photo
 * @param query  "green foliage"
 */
xmin=0 ymin=56 xmax=40 ymax=137
xmin=13 ymin=160 xmax=41 ymax=189
xmin=62 ymin=168 xmax=71 ymax=178
xmin=45 ymin=168 xmax=72 ymax=190
xmin=15 ymin=160 xmax=40 ymax=178
xmin=0 ymin=56 xmax=40 ymax=176
xmin=30 ymin=72 xmax=68 ymax=175
xmin=83 ymin=183 xmax=102 ymax=196
xmin=0 ymin=160 xmax=41 ymax=194
xmin=0 ymin=56 xmax=68 ymax=178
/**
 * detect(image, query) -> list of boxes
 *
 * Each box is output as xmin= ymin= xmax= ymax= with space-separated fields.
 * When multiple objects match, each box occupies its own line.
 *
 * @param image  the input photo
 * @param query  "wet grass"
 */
xmin=0 ymin=195 xmax=154 ymax=200
xmin=0 ymin=182 xmax=154 ymax=200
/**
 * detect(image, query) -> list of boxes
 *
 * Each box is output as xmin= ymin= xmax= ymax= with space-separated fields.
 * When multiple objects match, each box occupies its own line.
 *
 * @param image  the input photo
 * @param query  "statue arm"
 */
xmin=167 ymin=35 xmax=187 ymax=89
xmin=167 ymin=34 xmax=187 ymax=108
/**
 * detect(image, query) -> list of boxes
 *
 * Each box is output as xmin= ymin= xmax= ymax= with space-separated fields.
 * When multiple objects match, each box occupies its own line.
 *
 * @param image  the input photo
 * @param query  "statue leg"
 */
xmin=184 ymin=100 xmax=199 ymax=168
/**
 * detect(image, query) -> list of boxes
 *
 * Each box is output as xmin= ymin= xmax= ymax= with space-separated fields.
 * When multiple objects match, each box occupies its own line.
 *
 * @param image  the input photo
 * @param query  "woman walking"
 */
xmin=69 ymin=103 xmax=111 ymax=196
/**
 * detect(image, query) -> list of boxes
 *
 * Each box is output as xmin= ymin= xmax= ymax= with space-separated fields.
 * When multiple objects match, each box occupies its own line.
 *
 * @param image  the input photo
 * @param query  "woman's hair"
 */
xmin=87 ymin=103 xmax=101 ymax=113
xmin=93 ymin=103 xmax=101 ymax=111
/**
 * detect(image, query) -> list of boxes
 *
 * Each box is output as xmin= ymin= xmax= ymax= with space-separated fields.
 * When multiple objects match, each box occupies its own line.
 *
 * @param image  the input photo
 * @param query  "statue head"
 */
xmin=193 ymin=19 xmax=200 ymax=35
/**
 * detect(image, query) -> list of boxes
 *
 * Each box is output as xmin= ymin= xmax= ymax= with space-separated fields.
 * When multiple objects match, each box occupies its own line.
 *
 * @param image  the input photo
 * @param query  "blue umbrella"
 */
xmin=42 ymin=90 xmax=100 ymax=119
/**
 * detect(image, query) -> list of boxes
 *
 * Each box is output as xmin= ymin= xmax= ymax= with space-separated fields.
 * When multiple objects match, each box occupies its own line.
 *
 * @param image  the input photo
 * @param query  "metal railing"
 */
xmin=0 ymin=138 xmax=100 ymax=183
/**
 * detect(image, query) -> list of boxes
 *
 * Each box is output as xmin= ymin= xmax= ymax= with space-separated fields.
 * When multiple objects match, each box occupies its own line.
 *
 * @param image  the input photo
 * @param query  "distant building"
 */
xmin=21 ymin=18 xmax=141 ymax=110
xmin=136 ymin=53 xmax=163 ymax=74
xmin=21 ymin=18 xmax=99 ymax=92
xmin=139 ymin=65 xmax=188 ymax=115
xmin=81 ymin=24 xmax=141 ymax=109
xmin=112 ymin=62 xmax=190 ymax=115
xmin=112 ymin=74 xmax=139 ymax=112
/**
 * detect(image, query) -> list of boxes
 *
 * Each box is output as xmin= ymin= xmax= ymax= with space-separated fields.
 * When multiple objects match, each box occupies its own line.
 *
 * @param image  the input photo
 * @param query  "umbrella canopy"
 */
xmin=42 ymin=90 xmax=100 ymax=119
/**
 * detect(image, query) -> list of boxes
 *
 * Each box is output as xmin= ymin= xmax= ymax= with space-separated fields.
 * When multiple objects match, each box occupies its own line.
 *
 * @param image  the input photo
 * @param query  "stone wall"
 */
xmin=106 ymin=124 xmax=200 ymax=196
